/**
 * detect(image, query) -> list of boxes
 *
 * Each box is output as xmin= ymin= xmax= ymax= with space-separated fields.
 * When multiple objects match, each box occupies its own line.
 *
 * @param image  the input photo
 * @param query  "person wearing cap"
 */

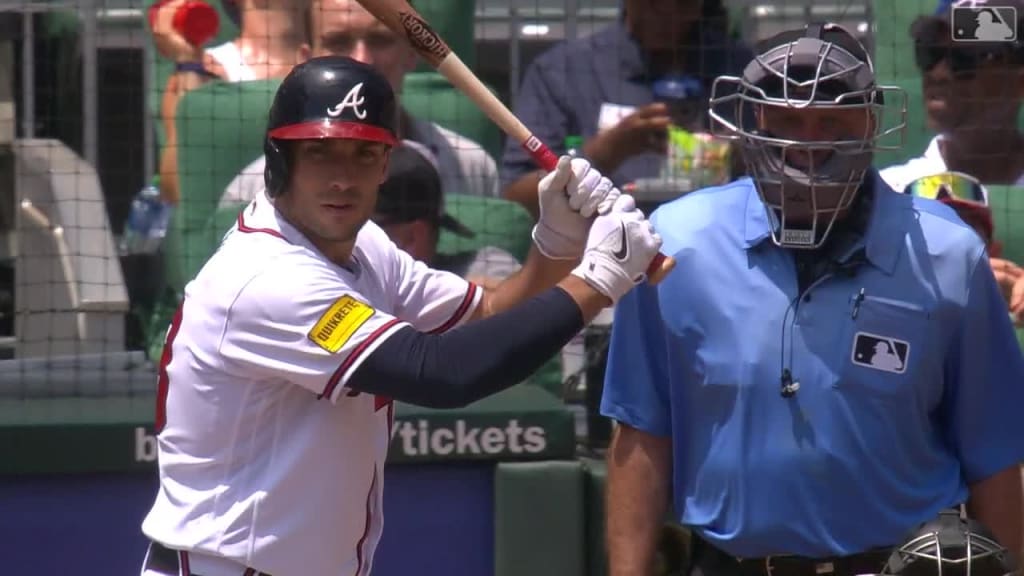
xmin=600 ymin=23 xmax=1024 ymax=576
xmin=499 ymin=0 xmax=752 ymax=219
xmin=372 ymin=140 xmax=522 ymax=286
xmin=139 ymin=55 xmax=663 ymax=576
xmin=879 ymin=0 xmax=1024 ymax=325
xmin=221 ymin=0 xmax=500 ymax=208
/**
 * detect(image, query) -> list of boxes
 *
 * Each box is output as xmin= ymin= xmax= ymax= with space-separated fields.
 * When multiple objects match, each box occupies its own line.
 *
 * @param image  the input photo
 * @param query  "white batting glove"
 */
xmin=532 ymin=155 xmax=621 ymax=260
xmin=570 ymin=195 xmax=663 ymax=304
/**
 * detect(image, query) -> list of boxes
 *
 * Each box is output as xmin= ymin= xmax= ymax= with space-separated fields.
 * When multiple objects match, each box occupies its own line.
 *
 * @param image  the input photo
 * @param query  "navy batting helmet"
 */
xmin=882 ymin=510 xmax=1017 ymax=576
xmin=264 ymin=56 xmax=399 ymax=197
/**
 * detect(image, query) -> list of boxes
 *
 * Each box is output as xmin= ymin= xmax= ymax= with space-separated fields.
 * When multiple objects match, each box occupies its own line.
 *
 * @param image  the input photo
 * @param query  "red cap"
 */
xmin=173 ymin=1 xmax=220 ymax=47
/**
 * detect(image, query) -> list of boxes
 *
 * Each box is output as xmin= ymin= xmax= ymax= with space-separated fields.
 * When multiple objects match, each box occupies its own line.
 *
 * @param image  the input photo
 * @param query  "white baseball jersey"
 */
xmin=141 ymin=190 xmax=482 ymax=576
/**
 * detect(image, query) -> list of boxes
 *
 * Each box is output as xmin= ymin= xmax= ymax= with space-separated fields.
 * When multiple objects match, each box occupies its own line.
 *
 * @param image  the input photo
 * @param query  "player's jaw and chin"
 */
xmin=275 ymin=138 xmax=391 ymax=255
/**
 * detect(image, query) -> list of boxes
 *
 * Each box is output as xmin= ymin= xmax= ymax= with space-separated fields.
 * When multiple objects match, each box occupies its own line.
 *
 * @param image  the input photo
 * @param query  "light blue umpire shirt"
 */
xmin=601 ymin=171 xmax=1024 ymax=559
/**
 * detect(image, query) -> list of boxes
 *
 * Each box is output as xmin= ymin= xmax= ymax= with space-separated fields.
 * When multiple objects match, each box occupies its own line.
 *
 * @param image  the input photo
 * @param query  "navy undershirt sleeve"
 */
xmin=347 ymin=286 xmax=584 ymax=408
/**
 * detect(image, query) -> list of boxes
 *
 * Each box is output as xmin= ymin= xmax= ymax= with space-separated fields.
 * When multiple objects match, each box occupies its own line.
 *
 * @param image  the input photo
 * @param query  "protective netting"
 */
xmin=1 ymin=0 xmax=1021 ymax=446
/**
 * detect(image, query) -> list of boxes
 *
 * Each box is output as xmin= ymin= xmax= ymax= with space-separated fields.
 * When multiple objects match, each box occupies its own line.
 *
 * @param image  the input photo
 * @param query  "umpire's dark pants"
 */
xmin=687 ymin=536 xmax=892 ymax=576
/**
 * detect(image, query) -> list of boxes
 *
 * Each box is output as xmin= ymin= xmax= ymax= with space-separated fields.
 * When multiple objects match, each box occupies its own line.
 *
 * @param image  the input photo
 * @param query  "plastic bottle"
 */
xmin=120 ymin=184 xmax=172 ymax=255
xmin=564 ymin=135 xmax=584 ymax=157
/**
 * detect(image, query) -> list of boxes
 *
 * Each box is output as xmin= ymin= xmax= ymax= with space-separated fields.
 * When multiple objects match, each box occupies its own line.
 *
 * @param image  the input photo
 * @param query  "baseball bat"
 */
xmin=354 ymin=0 xmax=675 ymax=285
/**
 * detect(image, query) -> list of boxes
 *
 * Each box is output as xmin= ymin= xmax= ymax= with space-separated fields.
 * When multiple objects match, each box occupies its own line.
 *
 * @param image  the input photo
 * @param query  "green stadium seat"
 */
xmin=164 ymin=78 xmax=281 ymax=295
xmin=438 ymin=194 xmax=534 ymax=263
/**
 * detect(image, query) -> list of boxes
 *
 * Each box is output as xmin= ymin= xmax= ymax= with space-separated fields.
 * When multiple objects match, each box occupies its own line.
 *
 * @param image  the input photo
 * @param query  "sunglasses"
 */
xmin=914 ymin=42 xmax=1002 ymax=76
xmin=904 ymin=171 xmax=995 ymax=244
xmin=904 ymin=171 xmax=989 ymax=205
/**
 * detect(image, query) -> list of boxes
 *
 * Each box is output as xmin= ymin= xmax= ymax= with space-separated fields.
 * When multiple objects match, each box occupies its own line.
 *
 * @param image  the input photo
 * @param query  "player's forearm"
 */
xmin=607 ymin=424 xmax=672 ymax=576
xmin=348 ymin=280 xmax=606 ymax=408
xmin=473 ymin=244 xmax=577 ymax=320
xmin=502 ymin=170 xmax=543 ymax=221
xmin=968 ymin=464 xmax=1024 ymax=564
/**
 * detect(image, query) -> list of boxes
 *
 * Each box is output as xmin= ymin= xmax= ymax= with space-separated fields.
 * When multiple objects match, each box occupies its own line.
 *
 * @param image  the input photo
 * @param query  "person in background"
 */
xmin=221 ymin=0 xmax=500 ymax=204
xmin=880 ymin=0 xmax=1024 ymax=189
xmin=879 ymin=0 xmax=1024 ymax=321
xmin=903 ymin=171 xmax=1024 ymax=325
xmin=149 ymin=0 xmax=308 ymax=205
xmin=500 ymin=0 xmax=752 ymax=219
xmin=372 ymin=140 xmax=521 ymax=289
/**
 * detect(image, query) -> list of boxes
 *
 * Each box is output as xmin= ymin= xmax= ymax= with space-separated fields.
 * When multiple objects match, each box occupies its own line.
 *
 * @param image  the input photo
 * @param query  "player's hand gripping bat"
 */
xmin=353 ymin=0 xmax=676 ymax=285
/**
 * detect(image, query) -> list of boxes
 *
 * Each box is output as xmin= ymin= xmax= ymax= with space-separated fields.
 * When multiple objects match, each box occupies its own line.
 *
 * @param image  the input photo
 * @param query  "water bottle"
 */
xmin=120 ymin=184 xmax=172 ymax=255
xmin=564 ymin=135 xmax=584 ymax=157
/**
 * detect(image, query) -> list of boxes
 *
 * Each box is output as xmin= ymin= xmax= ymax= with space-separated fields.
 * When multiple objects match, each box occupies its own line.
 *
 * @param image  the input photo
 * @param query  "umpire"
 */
xmin=600 ymin=22 xmax=1024 ymax=576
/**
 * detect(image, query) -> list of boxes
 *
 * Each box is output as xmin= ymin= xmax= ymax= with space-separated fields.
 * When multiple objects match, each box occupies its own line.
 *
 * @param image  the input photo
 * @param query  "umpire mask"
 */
xmin=881 ymin=510 xmax=1018 ymax=576
xmin=709 ymin=23 xmax=907 ymax=249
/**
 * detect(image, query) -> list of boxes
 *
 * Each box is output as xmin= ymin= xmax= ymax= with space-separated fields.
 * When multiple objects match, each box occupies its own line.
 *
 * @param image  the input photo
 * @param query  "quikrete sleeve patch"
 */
xmin=308 ymin=295 xmax=376 ymax=353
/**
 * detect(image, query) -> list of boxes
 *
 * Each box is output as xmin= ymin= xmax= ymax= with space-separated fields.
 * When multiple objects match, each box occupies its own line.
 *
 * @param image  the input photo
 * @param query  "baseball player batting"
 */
xmin=138 ymin=56 xmax=662 ymax=576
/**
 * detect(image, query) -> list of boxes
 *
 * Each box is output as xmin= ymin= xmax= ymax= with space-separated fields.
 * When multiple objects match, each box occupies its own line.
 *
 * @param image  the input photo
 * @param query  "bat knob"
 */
xmin=646 ymin=254 xmax=675 ymax=285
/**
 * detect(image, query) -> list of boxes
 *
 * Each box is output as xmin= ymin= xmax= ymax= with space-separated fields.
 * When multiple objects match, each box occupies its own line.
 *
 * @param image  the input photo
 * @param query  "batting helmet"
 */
xmin=708 ymin=22 xmax=907 ymax=250
xmin=264 ymin=55 xmax=399 ymax=197
xmin=881 ymin=510 xmax=1018 ymax=576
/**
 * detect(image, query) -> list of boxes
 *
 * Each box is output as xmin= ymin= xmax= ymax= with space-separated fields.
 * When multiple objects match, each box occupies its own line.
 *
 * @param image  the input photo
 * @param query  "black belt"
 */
xmin=692 ymin=536 xmax=892 ymax=576
xmin=146 ymin=541 xmax=273 ymax=576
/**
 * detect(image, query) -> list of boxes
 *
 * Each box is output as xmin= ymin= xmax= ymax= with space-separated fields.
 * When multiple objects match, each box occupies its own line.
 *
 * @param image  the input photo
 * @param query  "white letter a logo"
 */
xmin=327 ymin=82 xmax=367 ymax=119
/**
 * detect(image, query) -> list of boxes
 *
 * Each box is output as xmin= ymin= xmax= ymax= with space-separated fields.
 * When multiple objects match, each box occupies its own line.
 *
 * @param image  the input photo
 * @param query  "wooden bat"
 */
xmin=354 ymin=0 xmax=676 ymax=285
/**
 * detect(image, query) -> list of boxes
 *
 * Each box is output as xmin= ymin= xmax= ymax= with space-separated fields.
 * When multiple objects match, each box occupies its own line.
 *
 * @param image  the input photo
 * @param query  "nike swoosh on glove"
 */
xmin=571 ymin=195 xmax=663 ymax=304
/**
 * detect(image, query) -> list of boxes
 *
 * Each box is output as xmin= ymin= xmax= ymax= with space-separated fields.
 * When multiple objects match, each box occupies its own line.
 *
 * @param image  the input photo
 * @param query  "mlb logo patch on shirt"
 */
xmin=850 ymin=332 xmax=910 ymax=374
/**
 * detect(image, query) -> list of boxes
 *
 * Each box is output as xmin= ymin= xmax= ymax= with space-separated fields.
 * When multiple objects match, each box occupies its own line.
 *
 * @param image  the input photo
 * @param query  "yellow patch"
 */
xmin=308 ymin=295 xmax=375 ymax=353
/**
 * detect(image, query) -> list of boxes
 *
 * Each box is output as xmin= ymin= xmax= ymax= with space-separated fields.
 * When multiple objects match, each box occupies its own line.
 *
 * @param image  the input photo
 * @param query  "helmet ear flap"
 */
xmin=264 ymin=136 xmax=289 ymax=198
